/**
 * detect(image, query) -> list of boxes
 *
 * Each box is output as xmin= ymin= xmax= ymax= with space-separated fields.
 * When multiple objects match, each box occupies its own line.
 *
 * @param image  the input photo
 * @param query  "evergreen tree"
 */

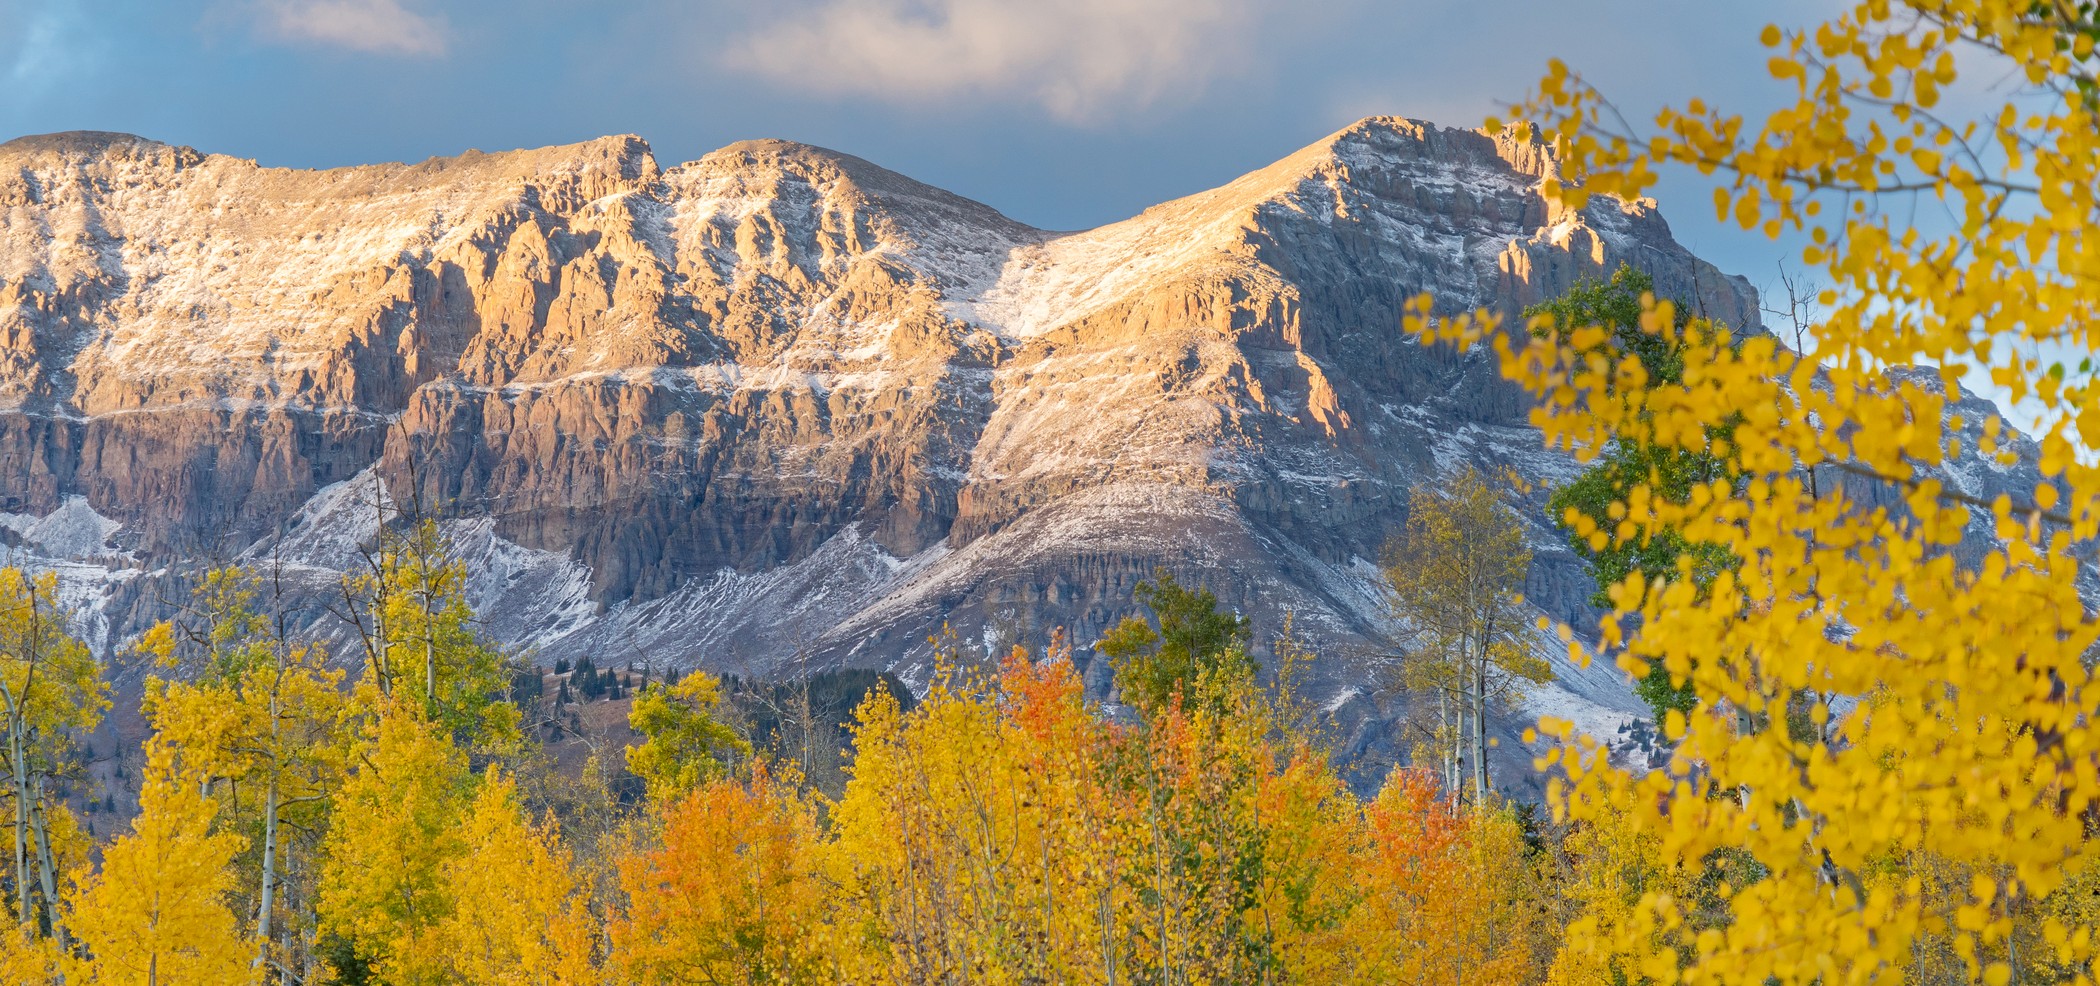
xmin=1527 ymin=264 xmax=1738 ymax=725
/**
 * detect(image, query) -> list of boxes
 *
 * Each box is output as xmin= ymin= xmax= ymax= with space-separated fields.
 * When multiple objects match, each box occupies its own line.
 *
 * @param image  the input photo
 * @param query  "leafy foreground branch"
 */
xmin=1405 ymin=1 xmax=2100 ymax=982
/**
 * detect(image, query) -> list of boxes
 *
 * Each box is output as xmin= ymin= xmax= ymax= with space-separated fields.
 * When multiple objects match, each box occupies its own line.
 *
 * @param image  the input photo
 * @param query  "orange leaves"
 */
xmin=613 ymin=771 xmax=828 ymax=986
xmin=1364 ymin=769 xmax=1463 ymax=872
xmin=1349 ymin=770 xmax=1552 ymax=985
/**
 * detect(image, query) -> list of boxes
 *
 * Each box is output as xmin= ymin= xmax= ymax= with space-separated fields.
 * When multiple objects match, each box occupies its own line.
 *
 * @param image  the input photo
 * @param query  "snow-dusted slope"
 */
xmin=0 ymin=118 xmax=1774 ymax=788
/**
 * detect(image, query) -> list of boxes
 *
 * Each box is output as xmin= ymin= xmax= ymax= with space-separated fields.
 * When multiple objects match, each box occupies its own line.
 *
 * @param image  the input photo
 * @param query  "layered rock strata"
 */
xmin=0 ymin=119 xmax=1782 ymax=783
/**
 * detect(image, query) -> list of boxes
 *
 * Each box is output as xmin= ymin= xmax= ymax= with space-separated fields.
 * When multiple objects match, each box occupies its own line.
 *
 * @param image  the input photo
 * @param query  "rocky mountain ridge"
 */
xmin=1 ymin=118 xmax=1792 ymax=780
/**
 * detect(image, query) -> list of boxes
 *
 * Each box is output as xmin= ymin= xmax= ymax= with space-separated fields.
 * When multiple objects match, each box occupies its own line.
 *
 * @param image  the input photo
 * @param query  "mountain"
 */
xmin=0 ymin=118 xmax=1778 ymax=782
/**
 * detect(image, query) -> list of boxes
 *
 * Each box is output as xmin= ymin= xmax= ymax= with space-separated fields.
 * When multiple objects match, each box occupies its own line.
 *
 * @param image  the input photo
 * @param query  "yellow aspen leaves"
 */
xmin=316 ymin=704 xmax=475 ymax=984
xmin=1470 ymin=1 xmax=2100 ymax=982
xmin=439 ymin=770 xmax=600 ymax=986
xmin=66 ymin=743 xmax=255 ymax=986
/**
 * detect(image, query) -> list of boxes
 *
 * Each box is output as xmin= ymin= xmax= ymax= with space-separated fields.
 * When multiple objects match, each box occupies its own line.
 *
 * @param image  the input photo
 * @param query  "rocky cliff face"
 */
xmin=0 ymin=118 xmax=1774 ymax=783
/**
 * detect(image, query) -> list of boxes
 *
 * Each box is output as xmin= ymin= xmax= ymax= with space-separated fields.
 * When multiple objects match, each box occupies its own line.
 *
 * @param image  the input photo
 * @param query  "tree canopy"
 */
xmin=1098 ymin=569 xmax=1255 ymax=713
xmin=1411 ymin=2 xmax=2100 ymax=980
xmin=1531 ymin=265 xmax=1738 ymax=724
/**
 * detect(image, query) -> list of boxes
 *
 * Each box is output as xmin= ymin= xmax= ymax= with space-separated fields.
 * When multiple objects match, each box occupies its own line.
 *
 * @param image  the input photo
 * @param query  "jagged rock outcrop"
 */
xmin=0 ymin=118 xmax=1772 ymax=785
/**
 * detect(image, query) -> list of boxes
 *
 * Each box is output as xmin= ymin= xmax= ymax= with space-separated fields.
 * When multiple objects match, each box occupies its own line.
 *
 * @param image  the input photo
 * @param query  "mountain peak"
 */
xmin=0 ymin=130 xmax=161 ymax=154
xmin=683 ymin=136 xmax=1037 ymax=236
xmin=380 ymin=133 xmax=659 ymax=187
xmin=1116 ymin=117 xmax=1520 ymax=232
xmin=691 ymin=137 xmax=917 ymax=194
xmin=0 ymin=131 xmax=194 ymax=167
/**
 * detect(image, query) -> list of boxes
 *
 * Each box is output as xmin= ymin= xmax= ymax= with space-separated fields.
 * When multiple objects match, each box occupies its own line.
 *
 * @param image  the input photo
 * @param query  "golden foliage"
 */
xmin=317 ymin=703 xmax=475 ymax=984
xmin=439 ymin=770 xmax=600 ymax=986
xmin=821 ymin=644 xmax=1543 ymax=985
xmin=67 ymin=743 xmax=256 ymax=986
xmin=1348 ymin=768 xmax=1556 ymax=984
xmin=1404 ymin=2 xmax=2100 ymax=981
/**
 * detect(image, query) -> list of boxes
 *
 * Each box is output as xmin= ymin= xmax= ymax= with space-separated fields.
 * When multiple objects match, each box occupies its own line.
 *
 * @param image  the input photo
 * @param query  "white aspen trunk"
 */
xmin=372 ymin=483 xmax=392 ymax=697
xmin=3 ymin=687 xmax=29 ymax=934
xmin=28 ymin=776 xmax=63 ymax=947
xmin=255 ymin=773 xmax=279 ymax=970
xmin=1440 ymin=684 xmax=1460 ymax=802
xmin=422 ymin=560 xmax=440 ymax=708
xmin=1472 ymin=654 xmax=1490 ymax=804
xmin=256 ymin=667 xmax=286 ymax=968
xmin=1436 ymin=686 xmax=1450 ymax=796
xmin=1102 ymin=845 xmax=1119 ymax=986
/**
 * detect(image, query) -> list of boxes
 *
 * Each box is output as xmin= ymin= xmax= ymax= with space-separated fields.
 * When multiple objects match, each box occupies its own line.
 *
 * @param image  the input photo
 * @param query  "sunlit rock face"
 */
xmin=0 ymin=118 xmax=1767 ymax=786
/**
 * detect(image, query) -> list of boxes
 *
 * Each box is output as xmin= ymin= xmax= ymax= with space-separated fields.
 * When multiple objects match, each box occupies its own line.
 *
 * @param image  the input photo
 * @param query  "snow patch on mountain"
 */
xmin=1 ymin=496 xmax=126 ymax=561
xmin=0 ymin=497 xmax=140 ymax=654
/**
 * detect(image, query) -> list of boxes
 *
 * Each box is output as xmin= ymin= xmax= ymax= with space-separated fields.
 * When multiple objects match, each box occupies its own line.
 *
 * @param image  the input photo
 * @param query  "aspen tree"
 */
xmin=67 ymin=742 xmax=255 ymax=986
xmin=1415 ymin=2 xmax=2100 ymax=979
xmin=624 ymin=673 xmax=748 ymax=803
xmin=315 ymin=702 xmax=473 ymax=985
xmin=1098 ymin=571 xmax=1253 ymax=715
xmin=1385 ymin=469 xmax=1553 ymax=803
xmin=612 ymin=770 xmax=827 ymax=986
xmin=439 ymin=770 xmax=599 ymax=986
xmin=0 ymin=568 xmax=105 ymax=946
xmin=339 ymin=520 xmax=517 ymax=745
xmin=140 ymin=567 xmax=350 ymax=977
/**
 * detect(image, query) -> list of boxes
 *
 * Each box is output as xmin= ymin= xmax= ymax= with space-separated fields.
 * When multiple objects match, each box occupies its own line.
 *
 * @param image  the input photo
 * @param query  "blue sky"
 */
xmin=1 ymin=0 xmax=1841 ymax=296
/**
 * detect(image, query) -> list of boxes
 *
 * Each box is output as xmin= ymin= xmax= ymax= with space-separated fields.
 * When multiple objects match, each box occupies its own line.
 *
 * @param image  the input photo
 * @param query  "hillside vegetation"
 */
xmin=6 ymin=0 xmax=2100 ymax=982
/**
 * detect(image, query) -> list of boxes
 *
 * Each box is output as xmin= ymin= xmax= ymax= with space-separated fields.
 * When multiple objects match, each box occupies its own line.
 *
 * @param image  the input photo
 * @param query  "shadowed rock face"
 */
xmin=0 ymin=118 xmax=1771 ymax=786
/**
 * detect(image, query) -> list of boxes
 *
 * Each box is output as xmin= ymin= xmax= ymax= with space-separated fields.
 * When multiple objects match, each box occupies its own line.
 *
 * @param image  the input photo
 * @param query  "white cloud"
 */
xmin=725 ymin=0 xmax=1259 ymax=123
xmin=255 ymin=0 xmax=447 ymax=57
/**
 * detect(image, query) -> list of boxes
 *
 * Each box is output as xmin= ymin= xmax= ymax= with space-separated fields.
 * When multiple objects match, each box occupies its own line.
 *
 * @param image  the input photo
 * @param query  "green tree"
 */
xmin=1098 ymin=570 xmax=1253 ymax=714
xmin=340 ymin=519 xmax=518 ymax=745
xmin=626 ymin=674 xmax=748 ymax=803
xmin=1527 ymin=264 xmax=1736 ymax=724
